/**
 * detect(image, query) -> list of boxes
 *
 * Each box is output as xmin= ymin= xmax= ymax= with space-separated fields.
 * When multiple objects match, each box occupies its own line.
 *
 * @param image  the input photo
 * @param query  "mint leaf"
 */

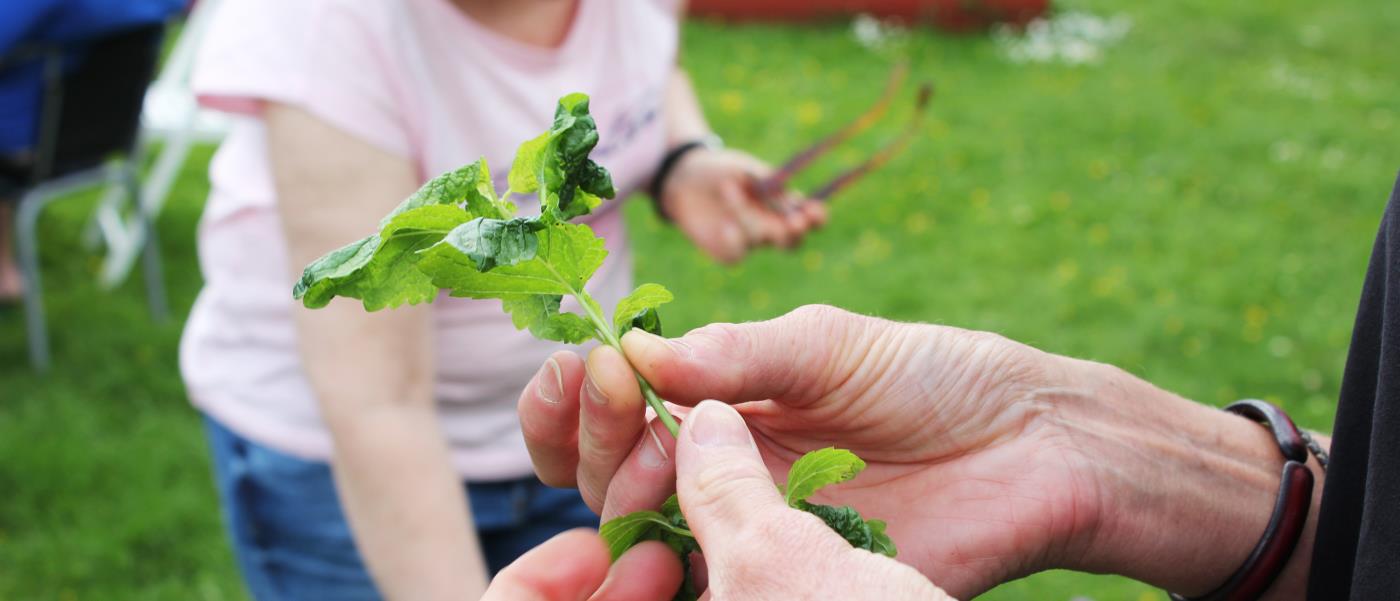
xmin=797 ymin=501 xmax=875 ymax=552
xmin=458 ymin=159 xmax=515 ymax=220
xmin=418 ymin=222 xmax=607 ymax=342
xmin=419 ymin=222 xmax=606 ymax=297
xmin=293 ymin=234 xmax=378 ymax=309
xmin=382 ymin=160 xmax=507 ymax=227
xmin=441 ymin=217 xmax=542 ymax=271
xmin=598 ymin=510 xmax=693 ymax=562
xmin=500 ymin=295 xmax=596 ymax=344
xmin=867 ymin=519 xmax=898 ymax=558
xmin=782 ymin=447 xmax=866 ymax=506
xmin=614 ymin=283 xmax=674 ymax=336
xmin=294 ymin=204 xmax=471 ymax=310
xmin=507 ymin=93 xmax=615 ymax=223
xmin=508 ymin=133 xmax=548 ymax=195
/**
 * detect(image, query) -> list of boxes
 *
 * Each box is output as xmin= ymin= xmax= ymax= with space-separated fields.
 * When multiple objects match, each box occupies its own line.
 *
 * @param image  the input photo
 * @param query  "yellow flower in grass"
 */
xmin=718 ymin=90 xmax=745 ymax=115
xmin=796 ymin=101 xmax=823 ymax=126
xmin=1088 ymin=224 xmax=1110 ymax=245
xmin=970 ymin=187 xmax=991 ymax=209
xmin=905 ymin=211 xmax=932 ymax=235
xmin=749 ymin=289 xmax=771 ymax=310
xmin=1054 ymin=259 xmax=1080 ymax=285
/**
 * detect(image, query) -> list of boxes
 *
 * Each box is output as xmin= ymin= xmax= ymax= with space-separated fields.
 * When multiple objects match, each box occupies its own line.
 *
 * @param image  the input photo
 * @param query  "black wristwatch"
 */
xmin=648 ymin=134 xmax=723 ymax=221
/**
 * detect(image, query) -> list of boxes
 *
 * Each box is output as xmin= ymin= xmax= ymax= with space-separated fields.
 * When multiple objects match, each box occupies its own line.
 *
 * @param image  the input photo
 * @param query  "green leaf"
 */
xmin=660 ymin=494 xmax=682 ymax=521
xmin=418 ymin=222 xmax=607 ymax=298
xmin=293 ymin=205 xmax=471 ymax=310
xmin=506 ymin=93 xmax=615 ymax=223
xmin=797 ymin=501 xmax=875 ymax=552
xmin=293 ymin=234 xmax=379 ymax=308
xmin=382 ymin=160 xmax=508 ymax=227
xmin=500 ymin=295 xmax=596 ymax=344
xmin=782 ymin=447 xmax=867 ymax=506
xmin=441 ymin=217 xmax=542 ymax=271
xmin=598 ymin=510 xmax=693 ymax=562
xmin=459 ymin=159 xmax=515 ymax=220
xmin=508 ymin=133 xmax=549 ymax=195
xmin=613 ymin=283 xmax=674 ymax=336
xmin=867 ymin=519 xmax=898 ymax=558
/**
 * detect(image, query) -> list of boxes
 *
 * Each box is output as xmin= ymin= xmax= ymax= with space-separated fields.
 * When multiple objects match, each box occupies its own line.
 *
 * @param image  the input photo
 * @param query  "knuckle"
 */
xmin=535 ymin=469 xmax=575 ymax=488
xmin=575 ymin=467 xmax=608 ymax=512
xmin=782 ymin=304 xmax=856 ymax=330
xmin=685 ymin=459 xmax=772 ymax=522
xmin=684 ymin=321 xmax=747 ymax=356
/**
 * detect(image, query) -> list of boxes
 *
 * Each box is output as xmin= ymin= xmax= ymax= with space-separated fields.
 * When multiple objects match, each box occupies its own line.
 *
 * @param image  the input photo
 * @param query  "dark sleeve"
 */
xmin=1308 ymin=172 xmax=1400 ymax=600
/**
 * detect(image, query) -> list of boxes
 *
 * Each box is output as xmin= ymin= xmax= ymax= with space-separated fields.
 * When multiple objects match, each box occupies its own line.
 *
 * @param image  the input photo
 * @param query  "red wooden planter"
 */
xmin=688 ymin=0 xmax=1049 ymax=32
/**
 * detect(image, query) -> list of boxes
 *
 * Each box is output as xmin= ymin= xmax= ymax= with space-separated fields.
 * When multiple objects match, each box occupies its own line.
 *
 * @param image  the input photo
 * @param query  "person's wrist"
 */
xmin=1054 ymin=359 xmax=1287 ymax=594
xmin=653 ymin=136 xmax=723 ymax=218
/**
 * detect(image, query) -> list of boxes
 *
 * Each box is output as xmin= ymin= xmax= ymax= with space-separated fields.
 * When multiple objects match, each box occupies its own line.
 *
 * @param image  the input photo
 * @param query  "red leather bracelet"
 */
xmin=1168 ymin=399 xmax=1315 ymax=601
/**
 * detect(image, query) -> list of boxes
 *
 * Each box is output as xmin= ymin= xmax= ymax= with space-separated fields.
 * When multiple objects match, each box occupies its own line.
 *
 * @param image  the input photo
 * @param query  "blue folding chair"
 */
xmin=0 ymin=23 xmax=170 ymax=372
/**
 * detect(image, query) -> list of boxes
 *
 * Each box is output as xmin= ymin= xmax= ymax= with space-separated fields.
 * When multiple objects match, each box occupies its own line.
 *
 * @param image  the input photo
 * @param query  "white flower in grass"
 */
xmin=995 ymin=11 xmax=1132 ymax=66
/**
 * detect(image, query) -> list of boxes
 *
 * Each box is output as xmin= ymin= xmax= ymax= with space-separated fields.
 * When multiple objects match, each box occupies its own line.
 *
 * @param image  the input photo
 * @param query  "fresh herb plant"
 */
xmin=292 ymin=93 xmax=896 ymax=598
xmin=600 ymin=448 xmax=896 ymax=599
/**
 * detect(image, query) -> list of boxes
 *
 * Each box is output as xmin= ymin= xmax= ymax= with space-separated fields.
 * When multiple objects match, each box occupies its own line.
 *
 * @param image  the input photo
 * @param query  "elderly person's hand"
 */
xmin=484 ymin=401 xmax=948 ymax=600
xmin=479 ymin=530 xmax=680 ymax=601
xmin=660 ymin=148 xmax=826 ymax=263
xmin=519 ymin=305 xmax=1321 ymax=600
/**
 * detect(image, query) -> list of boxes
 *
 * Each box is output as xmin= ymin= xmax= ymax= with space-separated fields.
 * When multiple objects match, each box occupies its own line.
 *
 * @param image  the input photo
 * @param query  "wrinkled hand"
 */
xmin=486 ymin=402 xmax=949 ymax=600
xmin=660 ymin=148 xmax=826 ymax=263
xmin=480 ymin=530 xmax=682 ymax=601
xmin=519 ymin=305 xmax=1105 ymax=599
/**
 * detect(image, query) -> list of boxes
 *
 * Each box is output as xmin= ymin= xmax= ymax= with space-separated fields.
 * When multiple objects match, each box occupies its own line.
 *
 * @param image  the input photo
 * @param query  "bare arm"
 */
xmin=664 ymin=68 xmax=714 ymax=147
xmin=266 ymin=103 xmax=489 ymax=600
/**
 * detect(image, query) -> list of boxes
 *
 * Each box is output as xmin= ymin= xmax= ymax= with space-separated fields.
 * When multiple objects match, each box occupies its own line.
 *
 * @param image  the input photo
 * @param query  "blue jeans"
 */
xmin=203 ymin=415 xmax=597 ymax=601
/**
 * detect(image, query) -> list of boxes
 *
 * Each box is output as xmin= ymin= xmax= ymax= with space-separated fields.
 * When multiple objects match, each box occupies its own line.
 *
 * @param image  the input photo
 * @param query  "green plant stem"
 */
xmin=574 ymin=289 xmax=682 ymax=438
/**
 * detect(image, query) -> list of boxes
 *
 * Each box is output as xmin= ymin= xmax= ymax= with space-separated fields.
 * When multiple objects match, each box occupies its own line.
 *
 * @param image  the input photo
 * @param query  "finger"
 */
xmin=621 ymin=305 xmax=886 ymax=407
xmin=720 ymin=178 xmax=792 ymax=248
xmin=589 ymin=541 xmax=684 ymax=601
xmin=776 ymin=190 xmax=813 ymax=232
xmin=520 ymin=352 xmax=586 ymax=487
xmin=482 ymin=529 xmax=611 ymax=601
xmin=674 ymin=402 xmax=804 ymax=561
xmin=676 ymin=199 xmax=746 ymax=264
xmin=601 ymin=419 xmax=679 ymax=521
xmin=799 ymin=198 xmax=829 ymax=228
xmin=576 ymin=345 xmax=649 ymax=513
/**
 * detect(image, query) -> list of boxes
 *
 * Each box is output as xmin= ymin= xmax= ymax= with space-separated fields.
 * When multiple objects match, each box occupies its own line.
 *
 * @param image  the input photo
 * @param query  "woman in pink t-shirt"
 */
xmin=183 ymin=0 xmax=824 ymax=599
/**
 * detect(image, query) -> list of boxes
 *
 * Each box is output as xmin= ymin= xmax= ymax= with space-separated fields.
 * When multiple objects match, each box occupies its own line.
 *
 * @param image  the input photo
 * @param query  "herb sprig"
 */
xmin=293 ymin=94 xmax=896 ymax=599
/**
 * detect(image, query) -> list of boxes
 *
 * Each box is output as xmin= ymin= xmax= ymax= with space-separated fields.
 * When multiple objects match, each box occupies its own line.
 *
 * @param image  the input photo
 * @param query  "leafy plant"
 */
xmin=601 ymin=448 xmax=896 ymax=599
xmin=292 ymin=93 xmax=895 ymax=599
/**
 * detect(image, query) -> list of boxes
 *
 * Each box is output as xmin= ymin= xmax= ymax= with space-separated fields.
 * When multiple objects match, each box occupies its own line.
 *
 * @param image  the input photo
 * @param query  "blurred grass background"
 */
xmin=2 ymin=0 xmax=1397 ymax=598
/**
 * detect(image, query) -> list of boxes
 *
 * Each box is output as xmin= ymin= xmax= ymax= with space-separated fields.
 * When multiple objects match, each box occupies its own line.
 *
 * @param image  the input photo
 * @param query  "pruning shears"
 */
xmin=754 ymin=61 xmax=934 ymax=206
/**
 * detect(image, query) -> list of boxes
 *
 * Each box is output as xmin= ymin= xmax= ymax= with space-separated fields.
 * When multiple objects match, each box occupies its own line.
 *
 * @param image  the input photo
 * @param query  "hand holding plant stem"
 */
xmin=292 ymin=93 xmax=894 ymax=600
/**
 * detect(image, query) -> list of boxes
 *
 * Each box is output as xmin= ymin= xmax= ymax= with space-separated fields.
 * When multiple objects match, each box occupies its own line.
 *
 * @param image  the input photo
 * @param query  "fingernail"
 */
xmin=537 ymin=358 xmax=563 ymax=405
xmin=637 ymin=425 xmax=669 ymax=469
xmin=687 ymin=401 xmax=751 ymax=448
xmin=582 ymin=365 xmax=609 ymax=406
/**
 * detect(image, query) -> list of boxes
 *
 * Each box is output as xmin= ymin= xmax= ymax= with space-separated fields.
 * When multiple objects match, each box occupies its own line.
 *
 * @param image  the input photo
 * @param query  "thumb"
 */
xmin=674 ymin=401 xmax=792 ymax=561
xmin=621 ymin=304 xmax=887 ymax=407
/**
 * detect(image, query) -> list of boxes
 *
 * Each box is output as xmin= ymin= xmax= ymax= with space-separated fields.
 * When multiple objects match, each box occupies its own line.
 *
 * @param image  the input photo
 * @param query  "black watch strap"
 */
xmin=649 ymin=135 xmax=722 ymax=221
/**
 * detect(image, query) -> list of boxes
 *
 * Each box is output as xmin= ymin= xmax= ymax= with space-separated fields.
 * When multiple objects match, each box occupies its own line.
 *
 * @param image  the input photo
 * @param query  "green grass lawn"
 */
xmin=3 ymin=0 xmax=1397 ymax=598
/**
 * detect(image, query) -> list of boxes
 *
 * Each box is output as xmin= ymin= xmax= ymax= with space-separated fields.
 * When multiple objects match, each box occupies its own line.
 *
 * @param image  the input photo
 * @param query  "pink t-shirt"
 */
xmin=181 ymin=0 xmax=678 ymax=480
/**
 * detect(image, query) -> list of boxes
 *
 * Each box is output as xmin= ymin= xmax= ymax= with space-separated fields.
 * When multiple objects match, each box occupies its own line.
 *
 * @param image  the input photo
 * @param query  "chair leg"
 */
xmin=122 ymin=162 xmax=168 ymax=322
xmin=15 ymin=190 xmax=51 ymax=372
